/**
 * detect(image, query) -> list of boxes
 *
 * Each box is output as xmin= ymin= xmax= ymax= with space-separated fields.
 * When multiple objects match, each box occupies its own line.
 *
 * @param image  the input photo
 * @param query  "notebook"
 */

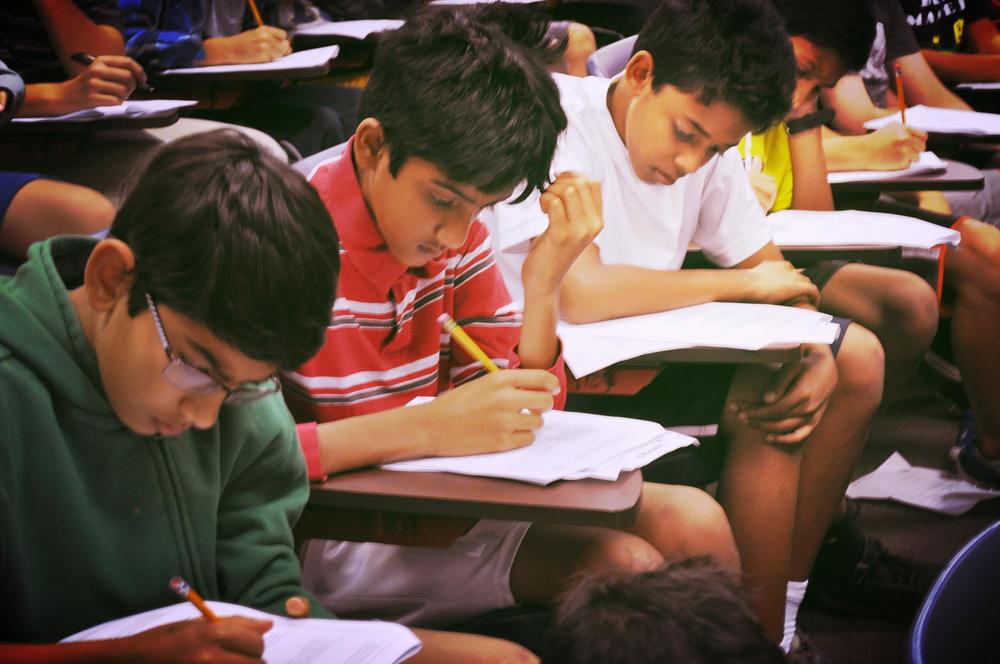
xmin=863 ymin=105 xmax=1000 ymax=136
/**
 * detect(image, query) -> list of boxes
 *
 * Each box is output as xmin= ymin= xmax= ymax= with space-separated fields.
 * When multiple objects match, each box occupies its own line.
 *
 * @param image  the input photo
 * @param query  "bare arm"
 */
xmin=822 ymin=74 xmax=891 ymax=135
xmin=920 ymin=49 xmax=1000 ymax=84
xmin=968 ymin=16 xmax=1000 ymax=54
xmin=821 ymin=122 xmax=927 ymax=172
xmin=558 ymin=241 xmax=818 ymax=324
xmin=894 ymin=51 xmax=972 ymax=109
xmin=787 ymin=126 xmax=834 ymax=211
xmin=32 ymin=0 xmax=125 ymax=75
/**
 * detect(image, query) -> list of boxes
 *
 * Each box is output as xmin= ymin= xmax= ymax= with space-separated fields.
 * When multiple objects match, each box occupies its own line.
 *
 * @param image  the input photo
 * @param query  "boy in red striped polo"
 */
xmin=283 ymin=8 xmax=742 ymax=633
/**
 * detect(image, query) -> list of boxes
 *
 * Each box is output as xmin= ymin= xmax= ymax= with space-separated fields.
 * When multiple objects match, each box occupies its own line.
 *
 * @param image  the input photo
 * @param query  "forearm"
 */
xmin=314 ymin=405 xmax=440 ymax=475
xmin=821 ymin=129 xmax=873 ymax=172
xmin=560 ymin=262 xmax=760 ymax=324
xmin=33 ymin=0 xmax=125 ymax=71
xmin=20 ymin=82 xmax=74 ymax=116
xmin=517 ymin=290 xmax=560 ymax=369
xmin=788 ymin=127 xmax=834 ymax=211
xmin=921 ymin=49 xmax=1000 ymax=84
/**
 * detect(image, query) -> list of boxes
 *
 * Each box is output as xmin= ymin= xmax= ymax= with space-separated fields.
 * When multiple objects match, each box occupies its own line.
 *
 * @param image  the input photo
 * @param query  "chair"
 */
xmin=292 ymin=141 xmax=349 ymax=179
xmin=909 ymin=519 xmax=1000 ymax=664
xmin=585 ymin=34 xmax=637 ymax=78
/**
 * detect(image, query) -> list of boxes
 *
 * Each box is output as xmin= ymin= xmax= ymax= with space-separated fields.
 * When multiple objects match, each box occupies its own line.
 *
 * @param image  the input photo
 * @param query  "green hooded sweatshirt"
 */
xmin=0 ymin=236 xmax=325 ymax=642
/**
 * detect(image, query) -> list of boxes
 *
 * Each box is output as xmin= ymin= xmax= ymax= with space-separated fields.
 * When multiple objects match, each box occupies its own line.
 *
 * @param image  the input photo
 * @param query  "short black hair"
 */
xmin=546 ymin=558 xmax=788 ymax=664
xmin=770 ymin=0 xmax=877 ymax=73
xmin=634 ymin=0 xmax=796 ymax=133
xmin=359 ymin=6 xmax=567 ymax=202
xmin=111 ymin=130 xmax=339 ymax=369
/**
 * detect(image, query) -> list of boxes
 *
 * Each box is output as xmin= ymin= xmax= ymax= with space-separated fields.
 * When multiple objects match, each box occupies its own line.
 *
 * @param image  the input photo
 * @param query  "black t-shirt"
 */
xmin=897 ymin=0 xmax=991 ymax=52
xmin=863 ymin=0 xmax=922 ymax=106
xmin=0 ymin=0 xmax=121 ymax=83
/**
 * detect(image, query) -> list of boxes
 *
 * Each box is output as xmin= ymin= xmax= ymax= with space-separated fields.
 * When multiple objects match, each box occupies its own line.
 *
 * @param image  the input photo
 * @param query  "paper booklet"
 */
xmin=159 ymin=46 xmax=340 ymax=76
xmin=383 ymin=401 xmax=696 ymax=484
xmin=556 ymin=302 xmax=840 ymax=378
xmin=12 ymin=99 xmax=197 ymax=124
xmin=767 ymin=209 xmax=961 ymax=250
xmin=827 ymin=151 xmax=946 ymax=183
xmin=62 ymin=601 xmax=421 ymax=664
xmin=295 ymin=19 xmax=404 ymax=39
xmin=863 ymin=104 xmax=1000 ymax=136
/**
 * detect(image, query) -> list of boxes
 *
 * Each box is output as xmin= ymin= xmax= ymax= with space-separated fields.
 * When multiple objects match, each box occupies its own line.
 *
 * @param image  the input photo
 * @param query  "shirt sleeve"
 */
xmin=882 ymin=0 xmax=921 ymax=61
xmin=448 ymin=222 xmax=568 ymax=408
xmin=215 ymin=397 xmax=334 ymax=618
xmin=0 ymin=59 xmax=25 ymax=123
xmin=692 ymin=148 xmax=773 ymax=267
xmin=120 ymin=0 xmax=207 ymax=70
xmin=79 ymin=0 xmax=123 ymax=31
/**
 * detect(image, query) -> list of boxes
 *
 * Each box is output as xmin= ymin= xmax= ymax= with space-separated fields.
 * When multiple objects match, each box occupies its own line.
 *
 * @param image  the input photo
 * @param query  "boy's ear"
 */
xmin=353 ymin=118 xmax=387 ymax=173
xmin=83 ymin=239 xmax=137 ymax=313
xmin=623 ymin=50 xmax=655 ymax=96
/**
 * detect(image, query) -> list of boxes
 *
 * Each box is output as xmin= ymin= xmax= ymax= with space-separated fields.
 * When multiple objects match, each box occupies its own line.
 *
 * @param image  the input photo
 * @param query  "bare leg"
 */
xmin=819 ymin=263 xmax=937 ymax=403
xmin=410 ymin=628 xmax=538 ymax=663
xmin=1 ymin=179 xmax=114 ymax=260
xmin=509 ymin=483 xmax=737 ymax=604
xmin=946 ymin=220 xmax=1000 ymax=457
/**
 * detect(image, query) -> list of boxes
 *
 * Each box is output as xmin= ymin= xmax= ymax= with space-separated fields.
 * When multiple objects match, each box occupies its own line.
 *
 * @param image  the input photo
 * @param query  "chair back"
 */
xmin=586 ymin=34 xmax=637 ymax=78
xmin=909 ymin=519 xmax=1000 ymax=664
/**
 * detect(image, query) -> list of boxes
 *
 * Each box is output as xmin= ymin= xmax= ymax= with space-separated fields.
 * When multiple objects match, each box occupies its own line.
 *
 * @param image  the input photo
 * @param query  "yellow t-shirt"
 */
xmin=737 ymin=123 xmax=793 ymax=213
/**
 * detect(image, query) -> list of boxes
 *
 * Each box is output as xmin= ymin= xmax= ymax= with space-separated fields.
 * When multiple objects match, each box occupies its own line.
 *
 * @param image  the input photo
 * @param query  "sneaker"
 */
xmin=950 ymin=410 xmax=1000 ymax=489
xmin=788 ymin=630 xmax=831 ymax=664
xmin=804 ymin=502 xmax=936 ymax=622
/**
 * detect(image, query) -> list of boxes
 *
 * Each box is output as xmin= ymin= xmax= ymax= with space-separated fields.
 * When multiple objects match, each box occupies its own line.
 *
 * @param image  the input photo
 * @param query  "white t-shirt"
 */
xmin=483 ymin=73 xmax=772 ymax=306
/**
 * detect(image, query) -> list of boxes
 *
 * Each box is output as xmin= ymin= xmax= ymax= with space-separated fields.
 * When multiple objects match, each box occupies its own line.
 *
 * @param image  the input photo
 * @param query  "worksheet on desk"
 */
xmin=863 ymin=104 xmax=1000 ymax=135
xmin=767 ymin=209 xmax=961 ymax=250
xmin=11 ymin=99 xmax=197 ymax=123
xmin=826 ymin=151 xmax=946 ymax=183
xmin=159 ymin=46 xmax=339 ymax=75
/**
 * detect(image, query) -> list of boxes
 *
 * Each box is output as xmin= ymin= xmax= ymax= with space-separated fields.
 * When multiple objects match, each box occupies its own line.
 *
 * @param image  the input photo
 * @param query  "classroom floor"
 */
xmin=802 ymin=366 xmax=1000 ymax=663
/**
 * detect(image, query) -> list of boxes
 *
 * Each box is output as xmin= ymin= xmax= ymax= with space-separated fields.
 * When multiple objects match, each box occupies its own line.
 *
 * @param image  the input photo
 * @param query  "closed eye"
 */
xmin=429 ymin=194 xmax=455 ymax=209
xmin=673 ymin=123 xmax=695 ymax=142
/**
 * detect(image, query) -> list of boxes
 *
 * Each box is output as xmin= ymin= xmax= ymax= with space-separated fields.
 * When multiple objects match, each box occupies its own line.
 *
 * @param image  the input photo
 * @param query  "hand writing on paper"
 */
xmin=744 ymin=260 xmax=820 ymax=307
xmin=747 ymin=156 xmax=778 ymax=213
xmin=865 ymin=122 xmax=927 ymax=170
xmin=425 ymin=370 xmax=559 ymax=456
xmin=60 ymin=56 xmax=146 ymax=112
xmin=521 ymin=172 xmax=604 ymax=298
xmin=735 ymin=343 xmax=837 ymax=444
xmin=0 ymin=90 xmax=7 ymax=113
xmin=113 ymin=616 xmax=272 ymax=663
xmin=202 ymin=27 xmax=292 ymax=66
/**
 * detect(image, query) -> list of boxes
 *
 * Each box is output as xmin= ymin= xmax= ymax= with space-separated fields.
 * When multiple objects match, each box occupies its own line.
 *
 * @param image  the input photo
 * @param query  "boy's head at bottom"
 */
xmin=349 ymin=7 xmax=568 ymax=268
xmin=75 ymin=129 xmax=340 ymax=437
xmin=613 ymin=0 xmax=796 ymax=185
xmin=547 ymin=558 xmax=788 ymax=664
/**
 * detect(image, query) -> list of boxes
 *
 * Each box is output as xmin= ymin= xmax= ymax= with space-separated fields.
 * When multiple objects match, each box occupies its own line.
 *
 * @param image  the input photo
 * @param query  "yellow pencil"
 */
xmin=247 ymin=0 xmax=264 ymax=28
xmin=170 ymin=576 xmax=220 ymax=623
xmin=894 ymin=63 xmax=907 ymax=125
xmin=438 ymin=314 xmax=500 ymax=374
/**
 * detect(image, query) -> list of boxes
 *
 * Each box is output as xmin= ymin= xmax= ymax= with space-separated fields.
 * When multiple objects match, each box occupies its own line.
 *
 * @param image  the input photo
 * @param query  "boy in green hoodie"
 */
xmin=0 ymin=129 xmax=536 ymax=663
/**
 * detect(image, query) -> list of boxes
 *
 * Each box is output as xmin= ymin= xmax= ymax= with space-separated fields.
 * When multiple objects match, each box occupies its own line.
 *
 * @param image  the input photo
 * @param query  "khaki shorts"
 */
xmin=301 ymin=519 xmax=531 ymax=628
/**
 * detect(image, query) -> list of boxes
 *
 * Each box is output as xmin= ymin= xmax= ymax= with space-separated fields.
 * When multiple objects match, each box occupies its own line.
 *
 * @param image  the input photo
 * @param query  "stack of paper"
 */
xmin=768 ymin=209 xmax=961 ymax=250
xmin=63 ymin=601 xmax=421 ymax=664
xmin=827 ymin=151 xmax=946 ymax=183
xmin=159 ymin=45 xmax=339 ymax=76
xmin=847 ymin=452 xmax=1000 ymax=516
xmin=383 ymin=408 xmax=695 ymax=485
xmin=12 ymin=99 xmax=197 ymax=124
xmin=295 ymin=19 xmax=404 ymax=39
xmin=863 ymin=104 xmax=1000 ymax=136
xmin=956 ymin=82 xmax=1000 ymax=91
xmin=556 ymin=302 xmax=841 ymax=377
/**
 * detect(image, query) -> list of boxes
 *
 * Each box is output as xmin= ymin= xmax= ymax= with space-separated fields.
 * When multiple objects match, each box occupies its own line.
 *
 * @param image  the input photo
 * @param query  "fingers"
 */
xmin=543 ymin=172 xmax=601 ymax=237
xmin=499 ymin=369 xmax=561 ymax=394
xmin=285 ymin=595 xmax=311 ymax=618
xmin=0 ymin=90 xmax=7 ymax=111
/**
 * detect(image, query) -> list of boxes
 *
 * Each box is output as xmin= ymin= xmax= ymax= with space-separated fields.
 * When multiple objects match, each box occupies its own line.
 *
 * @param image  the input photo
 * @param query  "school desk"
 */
xmin=831 ymin=158 xmax=984 ymax=209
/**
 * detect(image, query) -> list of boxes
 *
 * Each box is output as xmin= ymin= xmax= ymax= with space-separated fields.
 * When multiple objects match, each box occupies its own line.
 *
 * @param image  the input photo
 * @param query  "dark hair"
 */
xmin=110 ymin=130 xmax=339 ymax=369
xmin=769 ymin=0 xmax=877 ymax=73
xmin=633 ymin=0 xmax=796 ymax=133
xmin=546 ymin=558 xmax=788 ymax=664
xmin=359 ymin=6 xmax=567 ymax=202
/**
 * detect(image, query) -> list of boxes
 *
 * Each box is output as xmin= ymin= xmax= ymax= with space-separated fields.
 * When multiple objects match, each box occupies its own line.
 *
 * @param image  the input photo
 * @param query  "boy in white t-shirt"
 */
xmin=485 ymin=0 xmax=890 ymax=651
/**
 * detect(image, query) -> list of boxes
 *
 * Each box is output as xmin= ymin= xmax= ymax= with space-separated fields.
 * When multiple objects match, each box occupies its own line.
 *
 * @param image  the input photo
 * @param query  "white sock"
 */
xmin=780 ymin=580 xmax=809 ymax=653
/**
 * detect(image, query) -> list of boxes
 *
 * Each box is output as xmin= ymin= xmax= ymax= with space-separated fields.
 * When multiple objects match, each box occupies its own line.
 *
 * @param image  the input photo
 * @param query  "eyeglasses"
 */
xmin=145 ymin=293 xmax=280 ymax=405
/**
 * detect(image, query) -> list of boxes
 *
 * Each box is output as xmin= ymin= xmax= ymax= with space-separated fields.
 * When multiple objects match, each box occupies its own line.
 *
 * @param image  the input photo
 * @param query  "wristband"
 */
xmin=786 ymin=107 xmax=836 ymax=135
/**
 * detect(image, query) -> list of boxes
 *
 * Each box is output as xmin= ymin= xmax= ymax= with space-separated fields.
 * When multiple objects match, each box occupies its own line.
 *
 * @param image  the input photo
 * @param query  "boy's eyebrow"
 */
xmin=188 ymin=340 xmax=234 ymax=384
xmin=687 ymin=117 xmax=710 ymax=138
xmin=432 ymin=178 xmax=477 ymax=205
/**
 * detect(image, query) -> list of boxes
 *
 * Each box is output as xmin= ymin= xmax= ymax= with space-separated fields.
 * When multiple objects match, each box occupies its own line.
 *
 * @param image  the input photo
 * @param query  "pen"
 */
xmin=247 ymin=0 xmax=265 ymax=28
xmin=70 ymin=52 xmax=154 ymax=94
xmin=169 ymin=576 xmax=220 ymax=623
xmin=743 ymin=131 xmax=753 ymax=172
xmin=894 ymin=63 xmax=907 ymax=125
xmin=438 ymin=313 xmax=500 ymax=374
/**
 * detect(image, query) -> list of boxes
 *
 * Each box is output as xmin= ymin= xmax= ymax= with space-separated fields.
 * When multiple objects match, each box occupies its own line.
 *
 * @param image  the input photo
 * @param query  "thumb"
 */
xmin=504 ymin=369 xmax=561 ymax=394
xmin=285 ymin=596 xmax=312 ymax=618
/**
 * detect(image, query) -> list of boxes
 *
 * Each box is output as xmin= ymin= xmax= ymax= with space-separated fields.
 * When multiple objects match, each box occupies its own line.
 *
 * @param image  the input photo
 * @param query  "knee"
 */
xmin=834 ymin=324 xmax=885 ymax=408
xmin=642 ymin=484 xmax=736 ymax=565
xmin=49 ymin=182 xmax=115 ymax=236
xmin=598 ymin=531 xmax=665 ymax=574
xmin=882 ymin=271 xmax=939 ymax=350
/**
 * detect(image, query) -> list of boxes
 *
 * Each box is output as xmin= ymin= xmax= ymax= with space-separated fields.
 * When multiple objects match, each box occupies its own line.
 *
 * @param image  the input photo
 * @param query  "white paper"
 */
xmin=12 ymin=99 xmax=197 ymax=123
xmin=295 ymin=19 xmax=404 ymax=38
xmin=63 ymin=601 xmax=421 ymax=664
xmin=827 ymin=151 xmax=947 ymax=183
xmin=383 ymin=409 xmax=694 ymax=485
xmin=956 ymin=82 xmax=1000 ymax=91
xmin=767 ymin=209 xmax=961 ymax=250
xmin=847 ymin=452 xmax=1000 ymax=515
xmin=160 ymin=46 xmax=339 ymax=76
xmin=557 ymin=303 xmax=840 ymax=377
xmin=863 ymin=104 xmax=1000 ymax=136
